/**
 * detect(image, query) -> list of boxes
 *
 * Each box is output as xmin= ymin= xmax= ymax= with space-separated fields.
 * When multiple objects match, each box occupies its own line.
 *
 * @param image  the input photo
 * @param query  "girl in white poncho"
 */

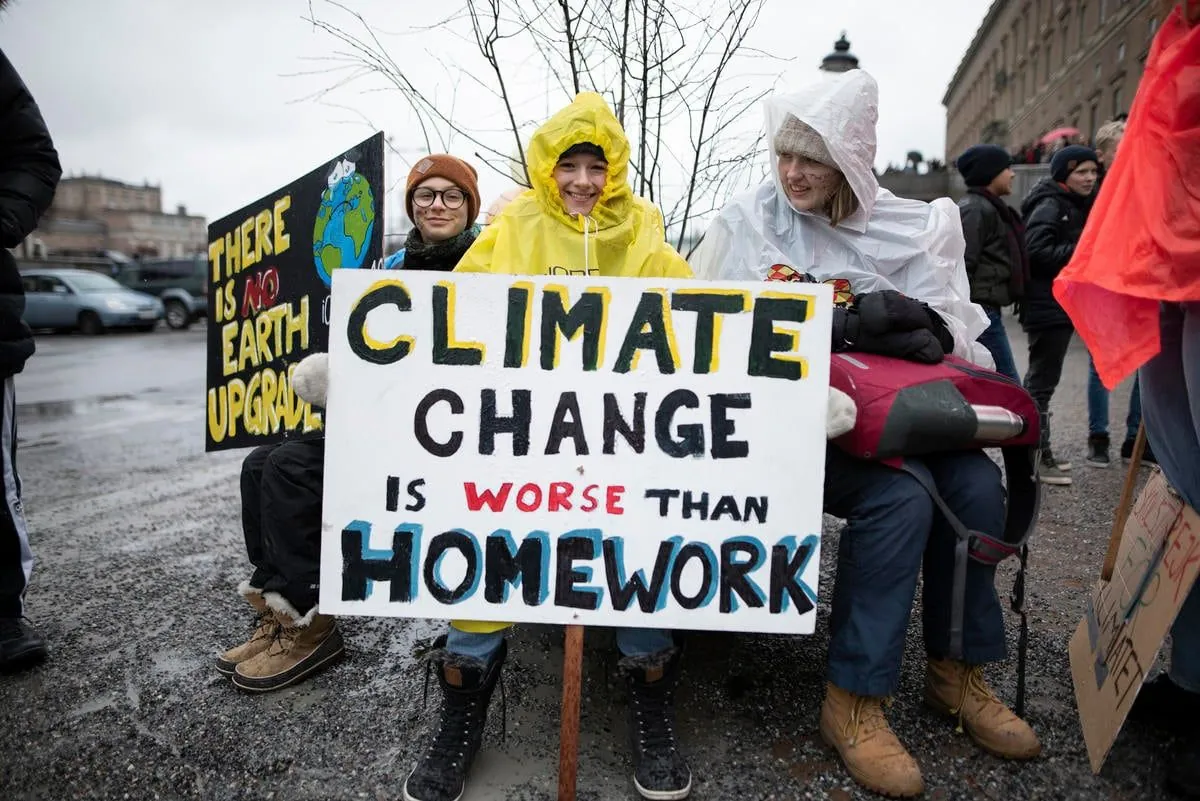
xmin=691 ymin=70 xmax=1039 ymax=799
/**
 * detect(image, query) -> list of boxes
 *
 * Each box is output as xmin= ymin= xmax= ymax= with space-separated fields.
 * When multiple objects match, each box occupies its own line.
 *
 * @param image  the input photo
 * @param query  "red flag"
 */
xmin=1053 ymin=6 xmax=1200 ymax=389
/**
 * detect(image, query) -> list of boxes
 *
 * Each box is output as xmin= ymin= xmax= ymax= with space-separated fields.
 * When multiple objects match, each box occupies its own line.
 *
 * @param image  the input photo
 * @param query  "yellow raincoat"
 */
xmin=455 ymin=92 xmax=691 ymax=279
xmin=452 ymin=92 xmax=690 ymax=636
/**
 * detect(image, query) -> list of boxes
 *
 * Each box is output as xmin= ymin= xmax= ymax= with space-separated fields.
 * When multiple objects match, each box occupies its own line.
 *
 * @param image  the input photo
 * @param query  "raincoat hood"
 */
xmin=526 ymin=91 xmax=633 ymax=233
xmin=767 ymin=69 xmax=880 ymax=228
xmin=456 ymin=92 xmax=691 ymax=280
xmin=689 ymin=70 xmax=990 ymax=365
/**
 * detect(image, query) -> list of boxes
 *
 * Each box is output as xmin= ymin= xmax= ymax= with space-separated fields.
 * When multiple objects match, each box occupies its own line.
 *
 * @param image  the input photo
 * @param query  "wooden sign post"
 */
xmin=557 ymin=625 xmax=585 ymax=801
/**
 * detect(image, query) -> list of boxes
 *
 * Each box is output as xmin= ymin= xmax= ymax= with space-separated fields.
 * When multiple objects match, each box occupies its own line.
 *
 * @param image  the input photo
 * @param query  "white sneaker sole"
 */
xmin=634 ymin=775 xmax=692 ymax=800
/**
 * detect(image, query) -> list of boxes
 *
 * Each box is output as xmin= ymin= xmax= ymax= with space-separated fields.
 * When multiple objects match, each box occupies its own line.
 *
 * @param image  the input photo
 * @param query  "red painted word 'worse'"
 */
xmin=463 ymin=482 xmax=626 ymax=515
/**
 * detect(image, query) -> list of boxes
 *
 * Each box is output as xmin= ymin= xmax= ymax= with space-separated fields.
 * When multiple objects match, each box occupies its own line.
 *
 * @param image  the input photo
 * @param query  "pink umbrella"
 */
xmin=1040 ymin=126 xmax=1080 ymax=144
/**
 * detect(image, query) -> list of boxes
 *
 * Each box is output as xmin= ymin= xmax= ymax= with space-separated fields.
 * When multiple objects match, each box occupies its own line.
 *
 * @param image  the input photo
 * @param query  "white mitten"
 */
xmin=292 ymin=352 xmax=329 ymax=407
xmin=826 ymin=387 xmax=857 ymax=440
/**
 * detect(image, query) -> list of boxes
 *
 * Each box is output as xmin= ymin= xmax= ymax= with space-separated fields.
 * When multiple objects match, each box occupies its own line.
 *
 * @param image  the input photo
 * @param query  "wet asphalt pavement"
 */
xmin=0 ymin=313 xmax=1182 ymax=801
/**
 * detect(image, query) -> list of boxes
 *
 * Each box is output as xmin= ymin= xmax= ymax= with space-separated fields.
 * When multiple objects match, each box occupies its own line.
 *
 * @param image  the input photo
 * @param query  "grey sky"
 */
xmin=0 ymin=0 xmax=990 ymax=230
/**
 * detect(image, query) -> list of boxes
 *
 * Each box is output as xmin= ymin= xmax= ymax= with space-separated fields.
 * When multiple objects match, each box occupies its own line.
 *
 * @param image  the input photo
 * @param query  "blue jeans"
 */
xmin=976 ymin=305 xmax=1020 ymax=382
xmin=1140 ymin=303 xmax=1200 ymax=691
xmin=823 ymin=448 xmax=1008 ymax=696
xmin=1087 ymin=354 xmax=1142 ymax=440
xmin=446 ymin=624 xmax=675 ymax=663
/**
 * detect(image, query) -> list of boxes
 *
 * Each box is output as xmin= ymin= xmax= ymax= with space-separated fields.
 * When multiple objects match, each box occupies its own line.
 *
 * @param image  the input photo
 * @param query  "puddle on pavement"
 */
xmin=18 ymin=393 xmax=138 ymax=421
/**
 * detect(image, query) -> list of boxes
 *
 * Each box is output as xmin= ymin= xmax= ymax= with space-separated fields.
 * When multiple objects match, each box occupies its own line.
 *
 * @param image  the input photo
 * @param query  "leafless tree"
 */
xmin=299 ymin=0 xmax=777 ymax=255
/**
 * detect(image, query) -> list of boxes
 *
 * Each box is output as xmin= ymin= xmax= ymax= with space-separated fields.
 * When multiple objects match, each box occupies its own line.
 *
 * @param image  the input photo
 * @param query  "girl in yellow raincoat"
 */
xmin=403 ymin=93 xmax=694 ymax=801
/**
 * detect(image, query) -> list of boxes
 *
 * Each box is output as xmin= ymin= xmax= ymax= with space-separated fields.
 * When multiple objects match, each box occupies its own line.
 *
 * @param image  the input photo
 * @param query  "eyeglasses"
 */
xmin=413 ymin=187 xmax=466 ymax=209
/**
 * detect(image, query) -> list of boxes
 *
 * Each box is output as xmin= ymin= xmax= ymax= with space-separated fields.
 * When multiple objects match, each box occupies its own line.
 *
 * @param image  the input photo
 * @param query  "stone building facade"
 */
xmin=942 ymin=0 xmax=1163 ymax=161
xmin=31 ymin=176 xmax=207 ymax=258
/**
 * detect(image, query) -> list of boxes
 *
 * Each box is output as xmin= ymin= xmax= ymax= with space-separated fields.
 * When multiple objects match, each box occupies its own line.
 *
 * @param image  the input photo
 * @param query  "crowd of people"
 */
xmin=956 ymin=119 xmax=1155 ymax=486
xmin=2 ymin=2 xmax=1197 ymax=800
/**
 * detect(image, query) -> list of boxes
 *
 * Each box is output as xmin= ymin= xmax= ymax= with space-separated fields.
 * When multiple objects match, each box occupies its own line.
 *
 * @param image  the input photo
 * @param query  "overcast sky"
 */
xmin=0 ymin=0 xmax=991 ymax=230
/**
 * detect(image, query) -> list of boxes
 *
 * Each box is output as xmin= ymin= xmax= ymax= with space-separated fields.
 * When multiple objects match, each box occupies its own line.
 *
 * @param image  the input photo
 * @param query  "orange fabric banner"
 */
xmin=1053 ymin=6 xmax=1200 ymax=389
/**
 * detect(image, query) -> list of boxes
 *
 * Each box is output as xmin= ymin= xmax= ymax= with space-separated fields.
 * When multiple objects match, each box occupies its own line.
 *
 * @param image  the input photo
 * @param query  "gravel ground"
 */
xmin=0 ymin=316 xmax=1182 ymax=801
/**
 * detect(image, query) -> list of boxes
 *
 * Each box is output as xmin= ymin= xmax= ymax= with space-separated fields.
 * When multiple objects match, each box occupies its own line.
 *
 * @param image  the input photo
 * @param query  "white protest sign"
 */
xmin=319 ymin=270 xmax=832 ymax=634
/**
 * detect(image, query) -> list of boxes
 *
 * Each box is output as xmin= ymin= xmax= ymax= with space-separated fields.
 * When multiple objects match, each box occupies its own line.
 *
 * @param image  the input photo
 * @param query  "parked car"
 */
xmin=21 ymin=269 xmax=163 ymax=335
xmin=113 ymin=256 xmax=207 ymax=330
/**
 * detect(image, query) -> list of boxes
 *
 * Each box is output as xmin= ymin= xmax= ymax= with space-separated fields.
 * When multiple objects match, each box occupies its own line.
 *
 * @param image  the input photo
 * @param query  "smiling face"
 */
xmin=411 ymin=177 xmax=470 ymax=243
xmin=553 ymin=153 xmax=608 ymax=216
xmin=1064 ymin=161 xmax=1099 ymax=196
xmin=777 ymin=152 xmax=841 ymax=213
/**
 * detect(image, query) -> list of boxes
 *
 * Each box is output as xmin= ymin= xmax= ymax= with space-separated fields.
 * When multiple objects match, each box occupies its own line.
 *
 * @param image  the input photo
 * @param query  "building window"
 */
xmin=1095 ymin=61 xmax=1102 ymax=79
xmin=1079 ymin=3 xmax=1088 ymax=46
xmin=1150 ymin=17 xmax=1160 ymax=38
xmin=1112 ymin=84 xmax=1124 ymax=117
xmin=1100 ymin=0 xmax=1108 ymax=23
xmin=1062 ymin=26 xmax=1071 ymax=65
xmin=1117 ymin=40 xmax=1126 ymax=61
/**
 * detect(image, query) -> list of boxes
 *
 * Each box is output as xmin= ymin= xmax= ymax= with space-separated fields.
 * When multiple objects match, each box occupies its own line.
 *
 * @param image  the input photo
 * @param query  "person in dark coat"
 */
xmin=955 ymin=144 xmax=1028 ymax=382
xmin=1019 ymin=144 xmax=1098 ymax=486
xmin=0 ymin=46 xmax=61 ymax=672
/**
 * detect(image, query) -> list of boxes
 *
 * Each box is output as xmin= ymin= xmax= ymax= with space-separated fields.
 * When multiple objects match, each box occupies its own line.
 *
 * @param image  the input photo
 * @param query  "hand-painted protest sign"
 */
xmin=319 ymin=270 xmax=833 ymax=634
xmin=1070 ymin=470 xmax=1200 ymax=771
xmin=205 ymin=132 xmax=384 ymax=452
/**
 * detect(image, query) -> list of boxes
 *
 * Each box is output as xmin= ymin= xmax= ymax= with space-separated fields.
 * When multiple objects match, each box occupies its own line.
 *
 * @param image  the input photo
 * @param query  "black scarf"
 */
xmin=968 ymin=187 xmax=1031 ymax=300
xmin=402 ymin=225 xmax=480 ymax=271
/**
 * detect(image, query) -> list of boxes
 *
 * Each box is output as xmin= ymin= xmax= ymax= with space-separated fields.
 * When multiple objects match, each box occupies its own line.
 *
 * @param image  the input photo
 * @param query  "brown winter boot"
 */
xmin=925 ymin=657 xmax=1041 ymax=760
xmin=215 ymin=583 xmax=277 ymax=676
xmin=819 ymin=682 xmax=924 ymax=798
xmin=231 ymin=593 xmax=344 ymax=693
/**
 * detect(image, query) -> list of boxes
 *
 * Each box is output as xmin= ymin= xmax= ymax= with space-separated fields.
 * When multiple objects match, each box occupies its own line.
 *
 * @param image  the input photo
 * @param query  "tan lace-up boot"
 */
xmin=215 ymin=583 xmax=277 ymax=676
xmin=819 ymin=682 xmax=924 ymax=798
xmin=925 ymin=657 xmax=1041 ymax=760
xmin=231 ymin=594 xmax=344 ymax=693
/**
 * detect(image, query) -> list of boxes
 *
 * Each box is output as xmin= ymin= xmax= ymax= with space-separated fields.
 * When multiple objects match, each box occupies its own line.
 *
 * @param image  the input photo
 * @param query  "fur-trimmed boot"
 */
xmin=231 ymin=593 xmax=344 ymax=692
xmin=624 ymin=648 xmax=692 ymax=800
xmin=403 ymin=636 xmax=507 ymax=801
xmin=215 ymin=582 xmax=276 ymax=676
xmin=925 ymin=658 xmax=1041 ymax=760
xmin=819 ymin=682 xmax=924 ymax=798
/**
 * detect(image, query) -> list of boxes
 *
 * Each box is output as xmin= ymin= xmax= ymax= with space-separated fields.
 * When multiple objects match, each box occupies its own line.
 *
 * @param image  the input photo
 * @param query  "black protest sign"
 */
xmin=204 ymin=132 xmax=384 ymax=452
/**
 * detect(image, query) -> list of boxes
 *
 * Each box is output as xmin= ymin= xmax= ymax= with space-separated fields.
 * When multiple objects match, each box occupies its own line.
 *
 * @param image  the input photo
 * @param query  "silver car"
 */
xmin=21 ymin=268 xmax=164 ymax=335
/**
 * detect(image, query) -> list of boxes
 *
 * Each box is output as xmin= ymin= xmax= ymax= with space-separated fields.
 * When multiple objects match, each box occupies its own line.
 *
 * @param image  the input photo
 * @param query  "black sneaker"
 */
xmin=403 ymin=638 xmax=506 ymax=801
xmin=1129 ymin=674 xmax=1200 ymax=735
xmin=1039 ymin=455 xmax=1072 ymax=486
xmin=1087 ymin=434 xmax=1111 ymax=468
xmin=1122 ymin=437 xmax=1159 ymax=465
xmin=625 ymin=649 xmax=692 ymax=800
xmin=0 ymin=617 xmax=48 ymax=673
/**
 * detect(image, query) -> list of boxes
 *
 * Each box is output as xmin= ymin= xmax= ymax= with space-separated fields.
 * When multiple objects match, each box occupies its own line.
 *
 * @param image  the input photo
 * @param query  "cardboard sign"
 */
xmin=205 ymin=132 xmax=385 ymax=452
xmin=1070 ymin=469 xmax=1200 ymax=772
xmin=319 ymin=271 xmax=833 ymax=634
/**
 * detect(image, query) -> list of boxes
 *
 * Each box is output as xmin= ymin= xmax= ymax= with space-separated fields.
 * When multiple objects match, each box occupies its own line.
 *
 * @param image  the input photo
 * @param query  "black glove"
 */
xmin=855 ymin=290 xmax=934 ymax=336
xmin=832 ymin=306 xmax=945 ymax=364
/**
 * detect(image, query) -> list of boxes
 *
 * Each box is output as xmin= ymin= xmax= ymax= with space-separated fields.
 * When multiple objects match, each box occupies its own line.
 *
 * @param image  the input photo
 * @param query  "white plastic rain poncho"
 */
xmin=690 ymin=70 xmax=992 ymax=366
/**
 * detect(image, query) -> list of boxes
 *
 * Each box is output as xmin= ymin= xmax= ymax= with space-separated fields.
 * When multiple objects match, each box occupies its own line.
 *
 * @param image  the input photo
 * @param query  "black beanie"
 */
xmin=1050 ymin=145 xmax=1099 ymax=183
xmin=955 ymin=145 xmax=1012 ymax=188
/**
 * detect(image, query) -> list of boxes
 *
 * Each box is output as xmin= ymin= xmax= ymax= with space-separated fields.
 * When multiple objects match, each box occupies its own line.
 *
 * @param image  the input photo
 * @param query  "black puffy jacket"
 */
xmin=1018 ymin=178 xmax=1090 ymax=332
xmin=0 ymin=48 xmax=60 ymax=376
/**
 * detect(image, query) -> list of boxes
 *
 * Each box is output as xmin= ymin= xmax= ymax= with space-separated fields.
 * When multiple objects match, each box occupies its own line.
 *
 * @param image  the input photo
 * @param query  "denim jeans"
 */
xmin=976 ymin=305 xmax=1020 ymax=382
xmin=1087 ymin=354 xmax=1142 ymax=440
xmin=823 ymin=447 xmax=1008 ymax=696
xmin=1139 ymin=302 xmax=1200 ymax=691
xmin=445 ymin=624 xmax=675 ymax=663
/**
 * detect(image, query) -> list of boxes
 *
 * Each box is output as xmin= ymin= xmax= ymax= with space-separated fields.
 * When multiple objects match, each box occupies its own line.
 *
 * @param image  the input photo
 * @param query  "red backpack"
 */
xmin=828 ymin=352 xmax=1042 ymax=714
